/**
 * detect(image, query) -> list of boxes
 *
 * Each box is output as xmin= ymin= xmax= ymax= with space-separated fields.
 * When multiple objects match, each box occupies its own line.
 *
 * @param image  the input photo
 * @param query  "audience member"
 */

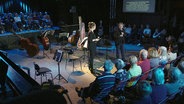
xmin=147 ymin=47 xmax=160 ymax=79
xmin=148 ymin=47 xmax=160 ymax=69
xmin=14 ymin=13 xmax=23 ymax=31
xmin=0 ymin=11 xmax=53 ymax=32
xmin=152 ymin=28 xmax=160 ymax=39
xmin=0 ymin=18 xmax=5 ymax=34
xmin=126 ymin=55 xmax=142 ymax=87
xmin=165 ymin=67 xmax=183 ymax=96
xmin=75 ymin=60 xmax=115 ymax=103
xmin=125 ymin=24 xmax=132 ymax=43
xmin=143 ymin=24 xmax=151 ymax=38
xmin=131 ymin=24 xmax=138 ymax=44
xmin=127 ymin=55 xmax=142 ymax=78
xmin=133 ymin=80 xmax=152 ymax=104
xmin=167 ymin=43 xmax=178 ymax=62
xmin=136 ymin=24 xmax=145 ymax=46
xmin=112 ymin=59 xmax=129 ymax=95
xmin=137 ymin=49 xmax=151 ymax=80
xmin=150 ymin=68 xmax=167 ymax=104
xmin=158 ymin=46 xmax=168 ymax=67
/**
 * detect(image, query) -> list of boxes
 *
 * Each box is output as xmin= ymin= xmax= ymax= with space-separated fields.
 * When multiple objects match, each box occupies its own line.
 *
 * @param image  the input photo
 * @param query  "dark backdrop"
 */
xmin=0 ymin=0 xmax=184 ymax=36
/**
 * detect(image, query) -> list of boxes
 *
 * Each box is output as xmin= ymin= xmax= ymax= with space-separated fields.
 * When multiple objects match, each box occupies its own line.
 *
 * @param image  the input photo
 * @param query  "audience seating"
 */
xmin=158 ymin=86 xmax=184 ymax=104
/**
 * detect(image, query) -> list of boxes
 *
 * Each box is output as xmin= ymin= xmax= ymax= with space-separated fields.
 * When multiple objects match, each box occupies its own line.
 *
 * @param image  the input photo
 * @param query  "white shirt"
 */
xmin=14 ymin=16 xmax=21 ymax=22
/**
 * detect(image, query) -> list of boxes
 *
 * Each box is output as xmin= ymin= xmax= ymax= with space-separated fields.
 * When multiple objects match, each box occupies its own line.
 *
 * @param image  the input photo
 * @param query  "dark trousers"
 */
xmin=89 ymin=49 xmax=95 ymax=72
xmin=80 ymin=82 xmax=99 ymax=98
xmin=116 ymin=44 xmax=125 ymax=61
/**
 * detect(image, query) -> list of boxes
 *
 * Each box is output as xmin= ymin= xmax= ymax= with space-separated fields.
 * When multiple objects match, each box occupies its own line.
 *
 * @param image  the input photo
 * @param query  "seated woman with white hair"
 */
xmin=127 ymin=55 xmax=142 ymax=78
xmin=158 ymin=46 xmax=169 ymax=67
xmin=150 ymin=68 xmax=167 ymax=104
xmin=137 ymin=49 xmax=151 ymax=80
xmin=126 ymin=55 xmax=142 ymax=87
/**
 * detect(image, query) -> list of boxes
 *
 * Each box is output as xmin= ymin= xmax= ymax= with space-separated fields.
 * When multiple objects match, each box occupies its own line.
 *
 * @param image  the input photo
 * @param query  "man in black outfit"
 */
xmin=114 ymin=22 xmax=126 ymax=61
xmin=87 ymin=22 xmax=97 ymax=74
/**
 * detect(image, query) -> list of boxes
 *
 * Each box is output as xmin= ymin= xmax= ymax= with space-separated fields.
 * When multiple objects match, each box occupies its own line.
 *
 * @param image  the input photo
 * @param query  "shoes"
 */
xmin=75 ymin=87 xmax=82 ymax=97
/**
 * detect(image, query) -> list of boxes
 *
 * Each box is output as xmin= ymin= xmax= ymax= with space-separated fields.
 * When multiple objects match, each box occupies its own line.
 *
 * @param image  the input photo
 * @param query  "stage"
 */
xmin=1 ymin=29 xmax=143 ymax=103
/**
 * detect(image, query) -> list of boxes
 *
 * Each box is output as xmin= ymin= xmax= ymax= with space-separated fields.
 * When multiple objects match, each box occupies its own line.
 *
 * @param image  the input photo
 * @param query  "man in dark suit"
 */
xmin=114 ymin=22 xmax=126 ymax=61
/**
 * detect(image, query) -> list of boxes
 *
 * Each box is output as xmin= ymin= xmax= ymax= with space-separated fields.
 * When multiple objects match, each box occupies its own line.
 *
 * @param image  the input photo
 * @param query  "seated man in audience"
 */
xmin=137 ymin=49 xmax=151 ymax=80
xmin=150 ymin=68 xmax=167 ymax=104
xmin=75 ymin=60 xmax=115 ymax=103
xmin=133 ymin=80 xmax=152 ymax=104
xmin=112 ymin=59 xmax=129 ymax=95
xmin=143 ymin=24 xmax=151 ymax=38
xmin=165 ymin=67 xmax=184 ymax=96
xmin=14 ymin=13 xmax=23 ymax=31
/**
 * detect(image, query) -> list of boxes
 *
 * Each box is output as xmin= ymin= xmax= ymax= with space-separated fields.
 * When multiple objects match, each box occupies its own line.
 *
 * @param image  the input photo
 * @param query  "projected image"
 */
xmin=123 ymin=0 xmax=156 ymax=13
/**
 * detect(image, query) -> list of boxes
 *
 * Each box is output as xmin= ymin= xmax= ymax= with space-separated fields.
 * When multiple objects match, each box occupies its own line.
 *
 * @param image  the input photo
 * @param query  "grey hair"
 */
xmin=158 ymin=46 xmax=167 ymax=56
xmin=129 ymin=55 xmax=138 ymax=65
xmin=115 ymin=59 xmax=125 ymax=70
xmin=139 ymin=49 xmax=148 ymax=60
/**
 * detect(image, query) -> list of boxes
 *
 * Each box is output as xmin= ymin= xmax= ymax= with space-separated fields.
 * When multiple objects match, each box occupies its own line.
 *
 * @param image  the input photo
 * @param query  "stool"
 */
xmin=66 ymin=55 xmax=82 ymax=72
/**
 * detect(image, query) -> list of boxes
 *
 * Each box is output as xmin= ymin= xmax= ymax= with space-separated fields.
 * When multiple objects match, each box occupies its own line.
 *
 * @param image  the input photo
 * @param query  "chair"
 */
xmin=34 ymin=62 xmax=53 ymax=84
xmin=65 ymin=50 xmax=82 ymax=72
xmin=125 ymin=75 xmax=141 ymax=88
xmin=158 ymin=87 xmax=184 ymax=104
xmin=90 ymin=86 xmax=114 ymax=104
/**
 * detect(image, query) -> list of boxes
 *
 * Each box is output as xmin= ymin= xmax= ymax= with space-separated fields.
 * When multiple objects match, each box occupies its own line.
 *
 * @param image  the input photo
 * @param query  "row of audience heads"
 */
xmin=103 ymin=46 xmax=184 ymax=96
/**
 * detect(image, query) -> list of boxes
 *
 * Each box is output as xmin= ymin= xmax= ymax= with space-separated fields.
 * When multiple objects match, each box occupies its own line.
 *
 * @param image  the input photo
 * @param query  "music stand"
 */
xmin=53 ymin=50 xmax=68 ymax=82
xmin=79 ymin=37 xmax=89 ymax=62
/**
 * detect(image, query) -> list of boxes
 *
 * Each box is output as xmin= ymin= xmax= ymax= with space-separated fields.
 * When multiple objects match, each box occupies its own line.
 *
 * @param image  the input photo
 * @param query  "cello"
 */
xmin=68 ymin=30 xmax=80 ymax=45
xmin=40 ymin=30 xmax=50 ymax=50
xmin=11 ymin=30 xmax=39 ymax=57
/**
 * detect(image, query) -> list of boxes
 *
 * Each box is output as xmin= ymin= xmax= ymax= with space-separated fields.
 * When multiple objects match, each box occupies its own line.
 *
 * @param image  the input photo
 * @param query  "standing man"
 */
xmin=88 ymin=22 xmax=97 ymax=74
xmin=114 ymin=22 xmax=126 ymax=61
